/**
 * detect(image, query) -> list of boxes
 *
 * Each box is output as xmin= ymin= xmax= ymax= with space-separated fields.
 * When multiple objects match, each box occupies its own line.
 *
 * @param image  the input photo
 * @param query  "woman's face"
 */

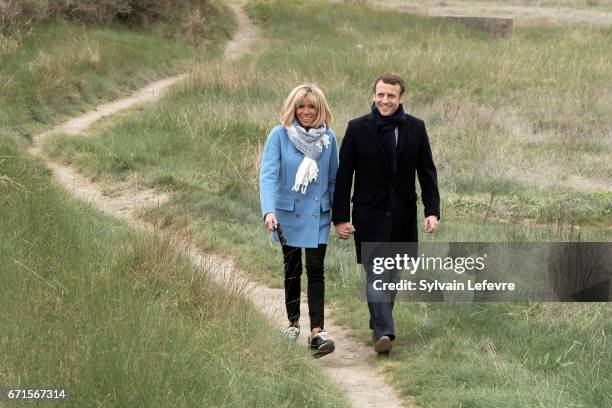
xmin=295 ymin=95 xmax=317 ymax=129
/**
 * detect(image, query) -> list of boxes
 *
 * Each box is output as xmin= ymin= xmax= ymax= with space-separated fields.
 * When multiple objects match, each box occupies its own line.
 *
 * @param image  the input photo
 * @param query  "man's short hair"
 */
xmin=372 ymin=73 xmax=405 ymax=95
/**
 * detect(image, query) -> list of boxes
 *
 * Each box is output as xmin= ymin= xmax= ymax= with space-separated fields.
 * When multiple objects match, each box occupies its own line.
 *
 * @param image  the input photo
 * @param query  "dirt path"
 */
xmin=360 ymin=0 xmax=612 ymax=26
xmin=224 ymin=4 xmax=258 ymax=61
xmin=28 ymin=5 xmax=410 ymax=408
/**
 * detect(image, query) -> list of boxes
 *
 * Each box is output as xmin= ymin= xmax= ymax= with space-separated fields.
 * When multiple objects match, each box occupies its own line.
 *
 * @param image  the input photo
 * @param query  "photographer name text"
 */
xmin=373 ymin=279 xmax=516 ymax=292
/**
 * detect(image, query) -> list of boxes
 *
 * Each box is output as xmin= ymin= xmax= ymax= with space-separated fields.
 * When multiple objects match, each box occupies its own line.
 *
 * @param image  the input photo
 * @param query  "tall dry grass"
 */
xmin=39 ymin=1 xmax=611 ymax=406
xmin=1 ymin=110 xmax=349 ymax=408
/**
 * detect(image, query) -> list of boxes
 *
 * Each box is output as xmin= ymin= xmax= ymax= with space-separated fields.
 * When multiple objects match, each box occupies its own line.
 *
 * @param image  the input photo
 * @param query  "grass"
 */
xmin=325 ymin=237 xmax=612 ymax=407
xmin=329 ymin=297 xmax=610 ymax=406
xmin=46 ymin=0 xmax=611 ymax=225
xmin=40 ymin=0 xmax=611 ymax=406
xmin=391 ymin=303 xmax=610 ymax=407
xmin=0 ymin=2 xmax=235 ymax=144
xmin=364 ymin=0 xmax=612 ymax=10
xmin=0 ymin=136 xmax=349 ymax=407
xmin=0 ymin=3 xmax=349 ymax=406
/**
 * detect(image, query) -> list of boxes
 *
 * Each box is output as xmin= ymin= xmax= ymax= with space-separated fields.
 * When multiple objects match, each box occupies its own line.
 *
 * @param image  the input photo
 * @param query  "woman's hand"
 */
xmin=264 ymin=213 xmax=278 ymax=231
xmin=334 ymin=222 xmax=355 ymax=240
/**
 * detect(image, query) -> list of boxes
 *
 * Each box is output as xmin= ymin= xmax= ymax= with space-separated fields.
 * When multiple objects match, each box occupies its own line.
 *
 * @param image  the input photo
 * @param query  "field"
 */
xmin=0 ymin=1 xmax=349 ymax=406
xmin=38 ymin=0 xmax=612 ymax=406
xmin=2 ymin=0 xmax=611 ymax=406
xmin=350 ymin=0 xmax=612 ymax=25
xmin=0 ymin=137 xmax=347 ymax=406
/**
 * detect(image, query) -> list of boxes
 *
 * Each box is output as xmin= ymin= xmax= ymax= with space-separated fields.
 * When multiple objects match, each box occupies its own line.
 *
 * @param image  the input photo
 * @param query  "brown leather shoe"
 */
xmin=374 ymin=335 xmax=392 ymax=354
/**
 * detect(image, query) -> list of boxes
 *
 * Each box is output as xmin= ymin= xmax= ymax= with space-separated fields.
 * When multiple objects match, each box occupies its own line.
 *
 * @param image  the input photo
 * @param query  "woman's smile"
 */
xmin=296 ymin=96 xmax=317 ymax=128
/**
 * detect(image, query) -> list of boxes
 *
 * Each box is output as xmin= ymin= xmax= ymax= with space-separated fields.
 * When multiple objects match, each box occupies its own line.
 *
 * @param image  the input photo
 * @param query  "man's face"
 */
xmin=373 ymin=81 xmax=404 ymax=117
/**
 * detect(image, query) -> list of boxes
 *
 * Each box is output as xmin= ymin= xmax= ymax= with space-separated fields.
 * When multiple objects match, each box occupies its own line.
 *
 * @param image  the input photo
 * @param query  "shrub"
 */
xmin=1 ymin=0 xmax=219 ymax=37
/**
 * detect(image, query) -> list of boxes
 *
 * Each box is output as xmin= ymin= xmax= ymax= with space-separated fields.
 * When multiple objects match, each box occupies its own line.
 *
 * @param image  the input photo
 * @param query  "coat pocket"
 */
xmin=276 ymin=197 xmax=294 ymax=211
xmin=321 ymin=198 xmax=331 ymax=212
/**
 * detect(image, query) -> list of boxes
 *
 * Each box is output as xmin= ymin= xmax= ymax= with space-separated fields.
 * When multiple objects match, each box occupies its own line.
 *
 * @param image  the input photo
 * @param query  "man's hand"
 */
xmin=424 ymin=215 xmax=438 ymax=234
xmin=264 ymin=213 xmax=278 ymax=231
xmin=334 ymin=222 xmax=355 ymax=240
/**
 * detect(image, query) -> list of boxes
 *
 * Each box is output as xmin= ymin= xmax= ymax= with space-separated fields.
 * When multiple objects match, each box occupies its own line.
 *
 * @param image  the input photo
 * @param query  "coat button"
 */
xmin=386 ymin=211 xmax=392 ymax=216
xmin=314 ymin=197 xmax=319 ymax=202
xmin=296 ymin=214 xmax=300 ymax=218
xmin=295 ymin=198 xmax=300 ymax=203
xmin=313 ymin=214 xmax=319 ymax=219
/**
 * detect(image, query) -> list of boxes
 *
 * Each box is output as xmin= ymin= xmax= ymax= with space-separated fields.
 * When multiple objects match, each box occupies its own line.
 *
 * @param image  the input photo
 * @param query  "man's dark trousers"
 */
xmin=332 ymin=111 xmax=440 ymax=341
xmin=365 ymin=203 xmax=418 ymax=341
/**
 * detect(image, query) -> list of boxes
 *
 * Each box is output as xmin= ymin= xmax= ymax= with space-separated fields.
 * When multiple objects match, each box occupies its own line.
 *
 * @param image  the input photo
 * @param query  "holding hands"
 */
xmin=334 ymin=216 xmax=438 ymax=240
xmin=334 ymin=222 xmax=355 ymax=240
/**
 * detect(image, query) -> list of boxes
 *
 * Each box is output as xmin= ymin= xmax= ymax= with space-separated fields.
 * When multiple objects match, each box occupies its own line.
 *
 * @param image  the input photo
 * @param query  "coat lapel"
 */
xmin=364 ymin=113 xmax=389 ymax=162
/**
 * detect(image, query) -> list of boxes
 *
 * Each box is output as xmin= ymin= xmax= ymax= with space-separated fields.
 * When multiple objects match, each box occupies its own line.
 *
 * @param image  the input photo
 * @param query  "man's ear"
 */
xmin=399 ymin=93 xmax=405 ymax=104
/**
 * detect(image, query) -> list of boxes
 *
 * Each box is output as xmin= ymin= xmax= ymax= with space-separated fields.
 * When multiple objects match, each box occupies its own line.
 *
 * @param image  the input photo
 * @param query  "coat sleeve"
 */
xmin=332 ymin=122 xmax=356 ymax=224
xmin=328 ymin=130 xmax=339 ymax=205
xmin=416 ymin=120 xmax=441 ymax=219
xmin=259 ymin=128 xmax=281 ymax=218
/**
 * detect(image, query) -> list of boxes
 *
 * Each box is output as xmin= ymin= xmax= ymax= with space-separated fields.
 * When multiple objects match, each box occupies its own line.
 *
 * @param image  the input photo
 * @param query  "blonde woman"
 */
xmin=259 ymin=84 xmax=338 ymax=358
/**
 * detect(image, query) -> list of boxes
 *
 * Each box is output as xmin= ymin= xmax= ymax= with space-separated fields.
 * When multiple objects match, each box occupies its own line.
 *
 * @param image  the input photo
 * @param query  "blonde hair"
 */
xmin=280 ymin=84 xmax=332 ymax=128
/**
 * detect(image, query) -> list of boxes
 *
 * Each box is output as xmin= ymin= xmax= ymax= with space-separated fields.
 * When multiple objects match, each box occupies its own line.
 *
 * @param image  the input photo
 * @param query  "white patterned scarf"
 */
xmin=286 ymin=119 xmax=330 ymax=194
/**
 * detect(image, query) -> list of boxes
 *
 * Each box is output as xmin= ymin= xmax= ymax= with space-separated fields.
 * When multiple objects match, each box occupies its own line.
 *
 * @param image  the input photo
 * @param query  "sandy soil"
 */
xmin=28 ymin=5 xmax=410 ymax=408
xmin=340 ymin=0 xmax=612 ymax=25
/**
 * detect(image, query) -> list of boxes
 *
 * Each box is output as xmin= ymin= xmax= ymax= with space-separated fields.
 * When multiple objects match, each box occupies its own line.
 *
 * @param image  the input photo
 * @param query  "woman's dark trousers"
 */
xmin=282 ymin=244 xmax=326 ymax=330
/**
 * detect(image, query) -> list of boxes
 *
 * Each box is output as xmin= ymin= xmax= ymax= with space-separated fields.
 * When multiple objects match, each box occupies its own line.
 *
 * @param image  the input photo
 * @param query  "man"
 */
xmin=332 ymin=73 xmax=440 ymax=354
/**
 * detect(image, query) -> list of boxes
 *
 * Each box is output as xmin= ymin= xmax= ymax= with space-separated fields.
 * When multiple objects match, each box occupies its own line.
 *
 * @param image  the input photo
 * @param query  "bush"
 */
xmin=1 ymin=0 xmax=47 ymax=33
xmin=1 ymin=0 xmax=218 ymax=36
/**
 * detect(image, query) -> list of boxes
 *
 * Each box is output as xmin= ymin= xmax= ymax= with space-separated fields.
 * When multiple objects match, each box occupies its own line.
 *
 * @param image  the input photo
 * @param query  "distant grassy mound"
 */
xmin=0 ymin=0 xmax=235 ymax=143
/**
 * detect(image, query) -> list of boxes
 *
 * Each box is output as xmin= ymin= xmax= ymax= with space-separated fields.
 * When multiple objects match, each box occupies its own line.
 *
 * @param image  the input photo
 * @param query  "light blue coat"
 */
xmin=259 ymin=125 xmax=339 ymax=248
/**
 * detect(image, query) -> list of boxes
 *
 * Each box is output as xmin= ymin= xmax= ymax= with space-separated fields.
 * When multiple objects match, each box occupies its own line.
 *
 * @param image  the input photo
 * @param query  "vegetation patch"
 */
xmin=0 ymin=134 xmax=348 ymax=407
xmin=0 ymin=0 xmax=235 ymax=142
xmin=32 ymin=0 xmax=612 ymax=406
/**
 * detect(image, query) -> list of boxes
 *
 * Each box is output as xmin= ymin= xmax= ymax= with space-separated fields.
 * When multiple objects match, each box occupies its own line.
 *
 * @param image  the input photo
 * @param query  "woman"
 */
xmin=259 ymin=84 xmax=338 ymax=358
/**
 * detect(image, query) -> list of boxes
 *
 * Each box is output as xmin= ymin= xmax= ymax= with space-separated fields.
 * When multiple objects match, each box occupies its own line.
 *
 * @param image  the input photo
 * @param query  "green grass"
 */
xmin=40 ymin=0 xmax=611 ymax=406
xmin=0 ymin=3 xmax=234 ymax=143
xmin=0 ymin=135 xmax=348 ymax=407
xmin=391 ymin=303 xmax=610 ymax=407
xmin=328 ymin=297 xmax=611 ymax=406
xmin=46 ymin=0 xmax=612 ymax=225
xmin=0 ymin=4 xmax=349 ymax=406
xmin=322 ymin=223 xmax=610 ymax=407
